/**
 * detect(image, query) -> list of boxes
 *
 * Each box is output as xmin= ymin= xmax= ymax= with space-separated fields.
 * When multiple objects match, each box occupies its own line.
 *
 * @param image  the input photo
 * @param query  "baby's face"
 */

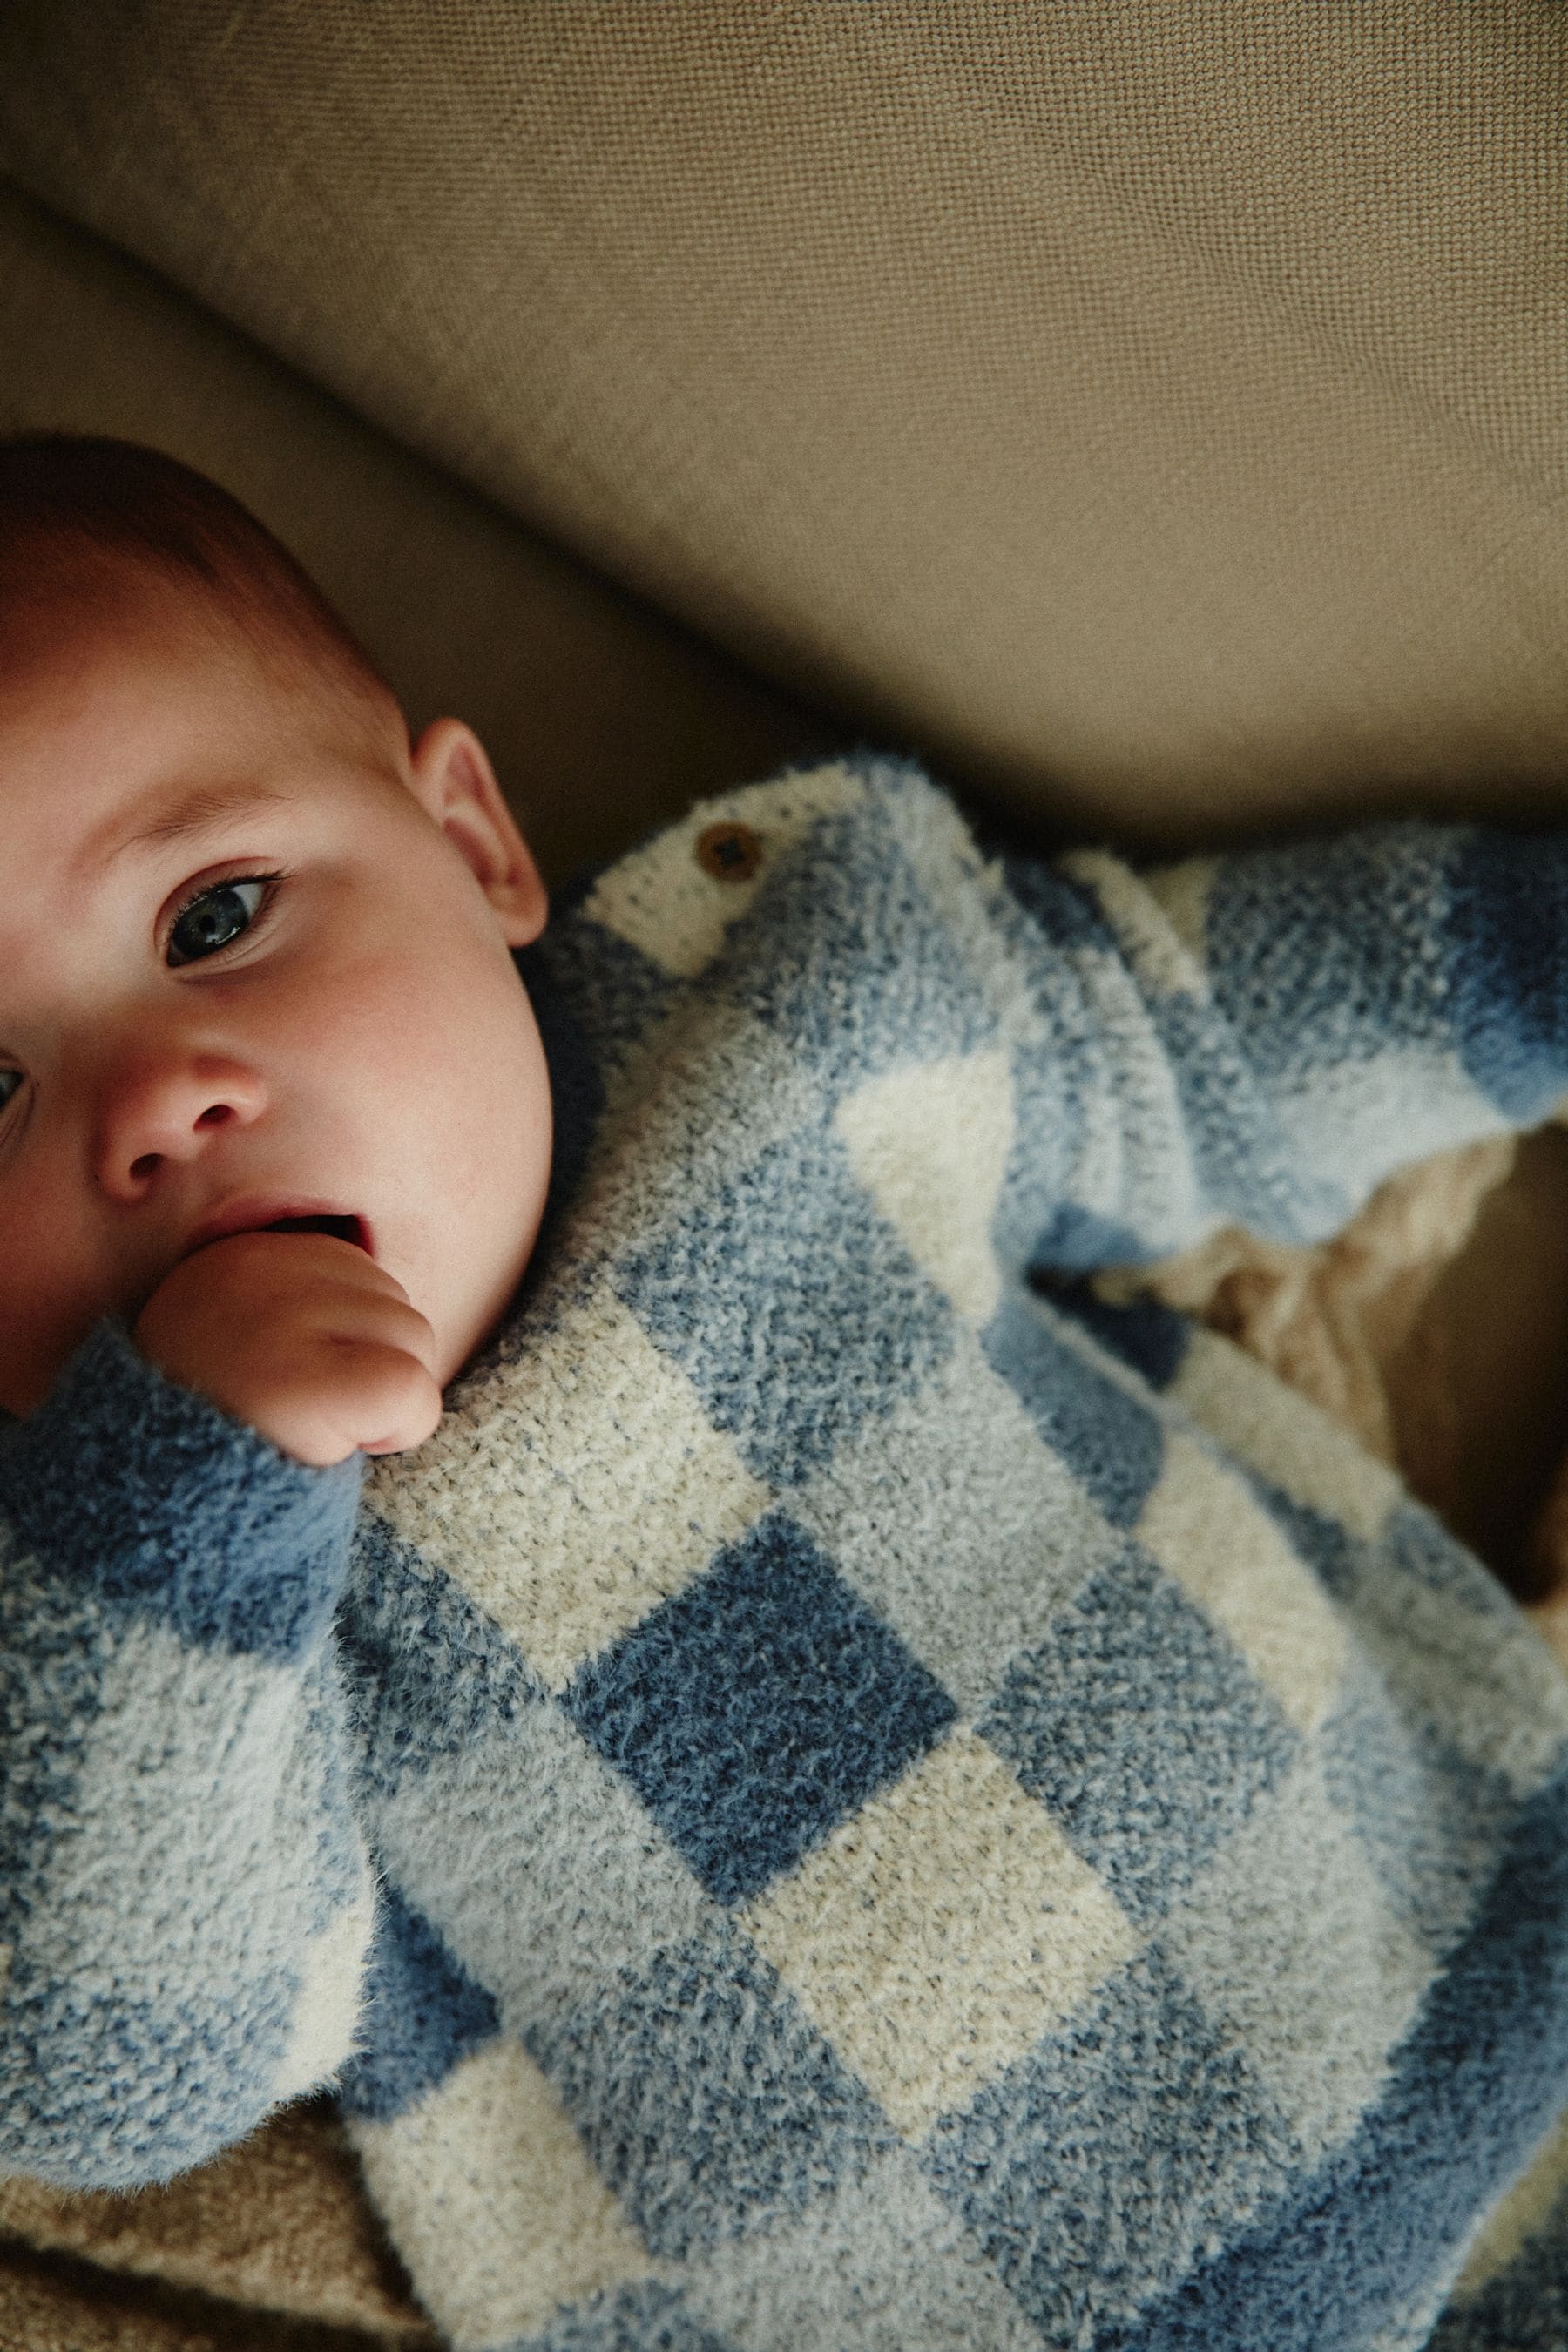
xmin=0 ymin=586 xmax=553 ymax=1416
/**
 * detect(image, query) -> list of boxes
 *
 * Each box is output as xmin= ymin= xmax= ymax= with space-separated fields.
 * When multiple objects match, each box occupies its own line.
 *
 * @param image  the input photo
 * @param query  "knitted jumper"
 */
xmin=6 ymin=755 xmax=1568 ymax=2352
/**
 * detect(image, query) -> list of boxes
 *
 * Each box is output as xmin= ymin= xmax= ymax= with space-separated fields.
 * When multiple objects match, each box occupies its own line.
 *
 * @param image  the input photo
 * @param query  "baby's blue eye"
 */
xmin=167 ymin=878 xmax=269 ymax=968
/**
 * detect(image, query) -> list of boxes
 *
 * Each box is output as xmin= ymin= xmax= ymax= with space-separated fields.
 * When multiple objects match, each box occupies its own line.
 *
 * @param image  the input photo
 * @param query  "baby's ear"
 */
xmin=408 ymin=718 xmax=547 ymax=947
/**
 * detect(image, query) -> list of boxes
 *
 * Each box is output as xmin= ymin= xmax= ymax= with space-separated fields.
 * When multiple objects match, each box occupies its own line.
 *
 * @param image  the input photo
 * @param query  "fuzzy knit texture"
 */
xmin=8 ymin=753 xmax=1568 ymax=2352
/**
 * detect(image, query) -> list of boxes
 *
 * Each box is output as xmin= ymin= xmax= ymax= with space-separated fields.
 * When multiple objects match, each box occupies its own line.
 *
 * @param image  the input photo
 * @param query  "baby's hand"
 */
xmin=132 ymin=1231 xmax=443 ymax=1468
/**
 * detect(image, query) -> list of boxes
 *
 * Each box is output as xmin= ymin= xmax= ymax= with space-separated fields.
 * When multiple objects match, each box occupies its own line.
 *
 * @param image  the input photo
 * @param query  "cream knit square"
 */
xmin=351 ymin=2035 xmax=654 ymax=2349
xmin=582 ymin=763 xmax=867 ymax=980
xmin=742 ymin=1727 xmax=1139 ymax=2139
xmin=368 ymin=1281 xmax=769 ymax=1691
xmin=1137 ymin=1426 xmax=1348 ymax=1735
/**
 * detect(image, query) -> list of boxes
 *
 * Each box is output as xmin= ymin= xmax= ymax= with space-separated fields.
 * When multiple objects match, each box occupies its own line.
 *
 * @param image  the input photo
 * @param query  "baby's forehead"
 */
xmin=3 ymin=569 xmax=247 ymax=738
xmin=0 ymin=645 xmax=410 ymax=920
xmin=14 ymin=588 xmax=395 ymax=791
xmin=10 ymin=548 xmax=398 ymax=751
xmin=7 ymin=541 xmax=217 ymax=658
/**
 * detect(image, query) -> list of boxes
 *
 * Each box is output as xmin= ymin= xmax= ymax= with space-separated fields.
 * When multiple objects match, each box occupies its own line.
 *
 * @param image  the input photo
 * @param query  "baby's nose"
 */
xmin=126 ymin=1098 xmax=237 ymax=1184
xmin=95 ymin=1057 xmax=267 ymax=1200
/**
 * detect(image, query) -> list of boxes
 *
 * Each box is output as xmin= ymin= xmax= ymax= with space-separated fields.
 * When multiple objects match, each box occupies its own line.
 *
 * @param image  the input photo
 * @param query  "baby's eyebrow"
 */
xmin=80 ymin=782 xmax=294 ymax=880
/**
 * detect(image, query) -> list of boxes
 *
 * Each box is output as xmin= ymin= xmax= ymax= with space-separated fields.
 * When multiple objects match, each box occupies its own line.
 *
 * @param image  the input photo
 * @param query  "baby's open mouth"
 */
xmin=260 ymin=1213 xmax=367 ymax=1247
xmin=182 ymin=1204 xmax=374 ymax=1260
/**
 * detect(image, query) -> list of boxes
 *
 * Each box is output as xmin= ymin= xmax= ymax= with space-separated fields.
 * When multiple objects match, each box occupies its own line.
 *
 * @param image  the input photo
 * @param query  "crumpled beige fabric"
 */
xmin=1101 ymin=1116 xmax=1568 ymax=1667
xmin=1097 ymin=1132 xmax=1522 ymax=1473
xmin=0 ymin=2097 xmax=434 ymax=2348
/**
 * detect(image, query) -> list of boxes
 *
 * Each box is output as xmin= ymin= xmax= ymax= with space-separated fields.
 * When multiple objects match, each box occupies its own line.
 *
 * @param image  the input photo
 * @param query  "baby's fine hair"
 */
xmin=0 ymin=432 xmax=397 ymax=737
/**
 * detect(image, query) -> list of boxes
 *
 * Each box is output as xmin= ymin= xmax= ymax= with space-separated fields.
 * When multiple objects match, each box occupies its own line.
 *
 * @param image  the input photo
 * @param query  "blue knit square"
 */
xmin=527 ymin=1919 xmax=892 ymax=2261
xmin=1319 ymin=1652 xmax=1517 ymax=1957
xmin=923 ymin=1944 xmax=1296 ymax=2348
xmin=1234 ymin=1473 xmax=1360 ymax=1601
xmin=718 ymin=796 xmax=995 ymax=1085
xmin=983 ymin=1289 xmax=1166 ymax=1529
xmin=1202 ymin=825 xmax=1448 ymax=1080
xmin=564 ymin=1511 xmax=956 ymax=1907
xmin=1443 ymin=824 xmax=1568 ymax=1121
xmin=338 ymin=1517 xmax=540 ymax=1793
xmin=335 ymin=1886 xmax=500 ymax=2125
xmin=979 ymin=1538 xmax=1296 ymax=1926
xmin=612 ymin=1120 xmax=954 ymax=1489
xmin=514 ymin=2280 xmax=739 ymax=2351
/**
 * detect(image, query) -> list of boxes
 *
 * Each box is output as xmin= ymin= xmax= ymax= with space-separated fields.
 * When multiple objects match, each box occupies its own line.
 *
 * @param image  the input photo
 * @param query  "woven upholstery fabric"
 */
xmin=0 ymin=2 xmax=1564 ymax=848
xmin=0 ymin=181 xmax=828 ymax=884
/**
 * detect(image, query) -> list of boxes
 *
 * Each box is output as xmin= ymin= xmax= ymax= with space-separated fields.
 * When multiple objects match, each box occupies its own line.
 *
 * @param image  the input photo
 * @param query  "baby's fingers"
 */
xmin=328 ymin=1291 xmax=442 ymax=1383
xmin=343 ymin=1342 xmax=445 ymax=1458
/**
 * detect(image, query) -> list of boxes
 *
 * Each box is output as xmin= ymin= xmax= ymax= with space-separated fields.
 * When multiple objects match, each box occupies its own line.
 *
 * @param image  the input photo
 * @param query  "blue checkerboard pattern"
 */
xmin=7 ymin=753 xmax=1568 ymax=2351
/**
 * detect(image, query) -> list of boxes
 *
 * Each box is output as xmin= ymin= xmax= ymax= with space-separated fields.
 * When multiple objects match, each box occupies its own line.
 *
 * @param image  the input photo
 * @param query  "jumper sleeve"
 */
xmin=0 ymin=1316 xmax=374 ymax=2190
xmin=984 ymin=814 xmax=1568 ymax=1270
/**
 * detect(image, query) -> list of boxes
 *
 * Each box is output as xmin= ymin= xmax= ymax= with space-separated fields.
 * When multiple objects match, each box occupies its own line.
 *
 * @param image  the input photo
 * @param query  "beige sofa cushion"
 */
xmin=0 ymin=1 xmax=1564 ymax=849
xmin=0 ymin=182 xmax=827 ymax=882
xmin=4 ymin=20 xmax=1568 ymax=2346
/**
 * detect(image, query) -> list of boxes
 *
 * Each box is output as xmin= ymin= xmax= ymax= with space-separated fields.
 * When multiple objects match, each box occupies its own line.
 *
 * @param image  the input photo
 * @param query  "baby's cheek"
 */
xmin=0 ymin=1246 xmax=116 ymax=1416
xmin=0 ymin=1297 xmax=71 ymax=1416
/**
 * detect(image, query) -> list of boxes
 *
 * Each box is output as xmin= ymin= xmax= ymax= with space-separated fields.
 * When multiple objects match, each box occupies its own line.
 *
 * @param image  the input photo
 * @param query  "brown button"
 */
xmin=695 ymin=821 xmax=764 ymax=883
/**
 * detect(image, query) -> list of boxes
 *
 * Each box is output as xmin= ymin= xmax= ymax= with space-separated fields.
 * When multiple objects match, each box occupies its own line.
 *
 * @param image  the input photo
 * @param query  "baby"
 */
xmin=0 ymin=436 xmax=554 ymax=1461
xmin=6 ymin=434 xmax=1568 ymax=2352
